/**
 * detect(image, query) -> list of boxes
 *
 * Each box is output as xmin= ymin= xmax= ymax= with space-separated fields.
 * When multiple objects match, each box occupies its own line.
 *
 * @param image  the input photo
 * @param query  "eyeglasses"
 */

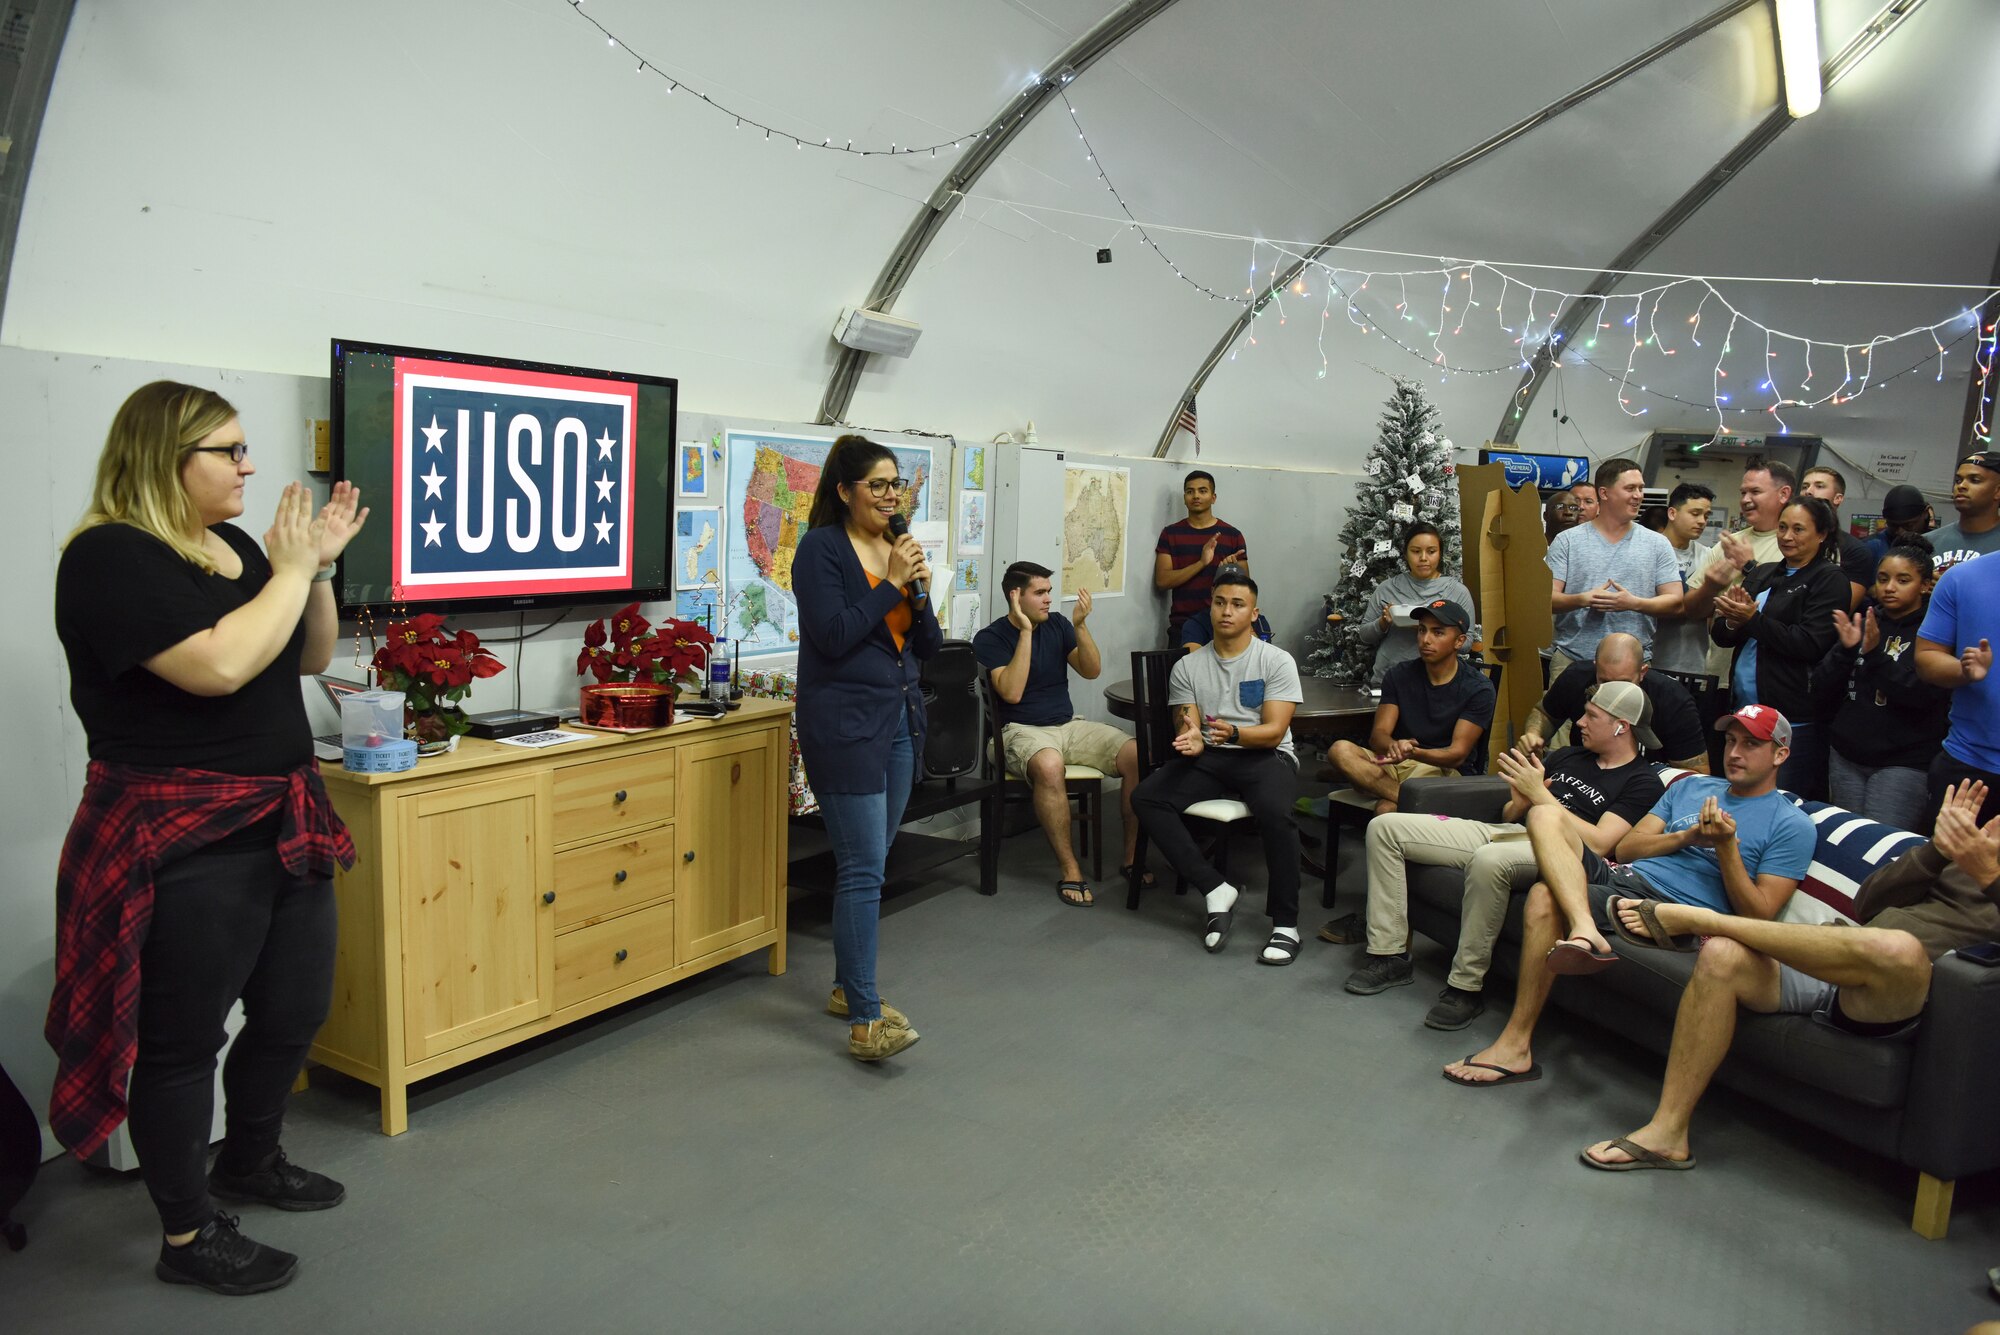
xmin=860 ymin=477 xmax=911 ymax=497
xmin=190 ymin=442 xmax=250 ymax=463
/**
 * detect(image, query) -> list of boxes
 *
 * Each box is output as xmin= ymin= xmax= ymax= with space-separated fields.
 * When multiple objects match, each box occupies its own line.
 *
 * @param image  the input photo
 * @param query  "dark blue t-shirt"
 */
xmin=973 ymin=613 xmax=1079 ymax=727
xmin=1380 ymin=656 xmax=1497 ymax=775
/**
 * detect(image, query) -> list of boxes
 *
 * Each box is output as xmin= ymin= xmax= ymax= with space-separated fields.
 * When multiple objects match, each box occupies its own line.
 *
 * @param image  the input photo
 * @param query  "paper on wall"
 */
xmin=950 ymin=591 xmax=981 ymax=635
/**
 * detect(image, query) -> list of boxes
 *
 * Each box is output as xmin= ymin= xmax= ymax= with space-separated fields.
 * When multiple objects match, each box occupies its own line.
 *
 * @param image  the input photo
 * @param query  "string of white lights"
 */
xmin=556 ymin=0 xmax=1048 ymax=157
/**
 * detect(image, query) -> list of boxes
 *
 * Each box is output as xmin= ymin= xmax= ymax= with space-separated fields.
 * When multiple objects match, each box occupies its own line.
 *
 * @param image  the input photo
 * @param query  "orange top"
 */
xmin=865 ymin=571 xmax=911 ymax=653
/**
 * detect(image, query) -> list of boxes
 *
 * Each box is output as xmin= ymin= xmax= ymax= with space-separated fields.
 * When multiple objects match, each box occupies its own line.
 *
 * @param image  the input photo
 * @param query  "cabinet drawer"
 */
xmin=553 ymin=828 xmax=676 ymax=930
xmin=553 ymin=752 xmax=675 ymax=845
xmin=555 ymin=900 xmax=677 ymax=1009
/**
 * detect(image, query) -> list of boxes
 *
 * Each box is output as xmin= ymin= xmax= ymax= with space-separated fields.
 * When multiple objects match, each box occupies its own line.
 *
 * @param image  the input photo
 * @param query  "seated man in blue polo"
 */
xmin=1132 ymin=568 xmax=1307 ymax=963
xmin=1327 ymin=598 xmax=1496 ymax=814
xmin=1443 ymin=703 xmax=1816 ymax=1095
xmin=973 ymin=561 xmax=1141 ymax=907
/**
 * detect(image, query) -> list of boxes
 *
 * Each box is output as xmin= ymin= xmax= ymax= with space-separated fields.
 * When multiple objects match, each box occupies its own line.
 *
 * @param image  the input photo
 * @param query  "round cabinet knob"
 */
xmin=614 ymin=869 xmax=628 ymax=883
xmin=542 ymin=891 xmax=556 ymax=904
xmin=613 ymin=789 xmax=628 ymax=803
xmin=614 ymin=948 xmax=629 ymax=963
xmin=683 ymin=850 xmax=695 ymax=863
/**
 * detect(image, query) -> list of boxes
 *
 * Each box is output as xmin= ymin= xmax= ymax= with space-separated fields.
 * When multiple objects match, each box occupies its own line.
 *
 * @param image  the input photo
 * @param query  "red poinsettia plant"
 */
xmin=577 ymin=602 xmax=715 ymax=686
xmin=371 ymin=613 xmax=506 ymax=742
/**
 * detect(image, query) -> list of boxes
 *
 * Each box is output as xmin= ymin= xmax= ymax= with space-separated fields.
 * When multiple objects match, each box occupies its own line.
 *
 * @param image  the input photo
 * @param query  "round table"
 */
xmin=1102 ymin=676 xmax=1378 ymax=728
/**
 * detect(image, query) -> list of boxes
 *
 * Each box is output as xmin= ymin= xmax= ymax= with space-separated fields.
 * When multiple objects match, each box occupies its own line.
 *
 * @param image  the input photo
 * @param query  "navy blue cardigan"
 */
xmin=792 ymin=523 xmax=943 ymax=794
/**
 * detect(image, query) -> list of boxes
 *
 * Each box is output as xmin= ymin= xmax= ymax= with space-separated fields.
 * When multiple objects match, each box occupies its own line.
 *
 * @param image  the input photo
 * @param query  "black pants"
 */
xmin=128 ymin=844 xmax=336 ymax=1233
xmin=1133 ymin=748 xmax=1302 ymax=927
xmin=1925 ymin=749 xmax=2000 ymax=837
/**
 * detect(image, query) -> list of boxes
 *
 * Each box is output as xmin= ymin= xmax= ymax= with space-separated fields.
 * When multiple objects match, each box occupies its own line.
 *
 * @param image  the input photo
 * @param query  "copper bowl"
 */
xmin=579 ymin=682 xmax=674 ymax=730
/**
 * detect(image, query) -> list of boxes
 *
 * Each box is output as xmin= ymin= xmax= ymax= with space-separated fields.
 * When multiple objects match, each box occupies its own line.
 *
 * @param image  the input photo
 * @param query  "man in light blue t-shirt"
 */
xmin=1917 ymin=547 xmax=2000 ymax=828
xmin=1444 ymin=703 xmax=1815 ymax=1090
xmin=1546 ymin=457 xmax=1685 ymax=673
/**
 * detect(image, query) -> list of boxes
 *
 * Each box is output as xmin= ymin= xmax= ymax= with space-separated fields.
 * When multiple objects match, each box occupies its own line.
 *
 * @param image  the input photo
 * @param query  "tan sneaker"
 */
xmin=826 ymin=987 xmax=910 ymax=1029
xmin=849 ymin=1019 xmax=920 ymax=1062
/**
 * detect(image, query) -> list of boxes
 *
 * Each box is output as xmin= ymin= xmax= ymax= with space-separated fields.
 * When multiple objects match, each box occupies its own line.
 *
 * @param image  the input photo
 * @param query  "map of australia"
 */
xmin=1062 ymin=464 xmax=1128 ymax=596
xmin=724 ymin=432 xmax=933 ymax=657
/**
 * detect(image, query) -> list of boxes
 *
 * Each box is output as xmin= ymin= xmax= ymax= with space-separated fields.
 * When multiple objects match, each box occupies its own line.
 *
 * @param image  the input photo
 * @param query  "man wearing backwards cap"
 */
xmin=1342 ymin=679 xmax=1664 ymax=1032
xmin=1327 ymin=598 xmax=1495 ymax=814
xmin=1924 ymin=449 xmax=2000 ymax=576
xmin=1443 ymin=703 xmax=1816 ymax=1101
xmin=1865 ymin=483 xmax=1936 ymax=566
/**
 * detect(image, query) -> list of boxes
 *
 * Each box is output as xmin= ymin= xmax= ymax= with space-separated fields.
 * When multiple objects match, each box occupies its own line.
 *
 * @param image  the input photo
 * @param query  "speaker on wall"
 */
xmin=920 ymin=639 xmax=983 ymax=779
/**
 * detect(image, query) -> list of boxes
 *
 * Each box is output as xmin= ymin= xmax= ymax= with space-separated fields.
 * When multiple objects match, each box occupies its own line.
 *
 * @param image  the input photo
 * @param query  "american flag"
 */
xmin=1174 ymin=394 xmax=1200 ymax=456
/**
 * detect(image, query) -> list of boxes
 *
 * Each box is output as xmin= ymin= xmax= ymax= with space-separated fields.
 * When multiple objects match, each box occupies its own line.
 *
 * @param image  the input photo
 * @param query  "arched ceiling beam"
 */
xmin=816 ymin=0 xmax=1183 ymax=426
xmin=1491 ymin=0 xmax=1931 ymax=444
xmin=1152 ymin=0 xmax=1762 ymax=457
xmin=0 ymin=0 xmax=77 ymax=327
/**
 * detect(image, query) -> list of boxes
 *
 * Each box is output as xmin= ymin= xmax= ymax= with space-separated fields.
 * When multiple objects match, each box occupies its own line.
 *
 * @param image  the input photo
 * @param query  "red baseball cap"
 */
xmin=1713 ymin=703 xmax=1792 ymax=747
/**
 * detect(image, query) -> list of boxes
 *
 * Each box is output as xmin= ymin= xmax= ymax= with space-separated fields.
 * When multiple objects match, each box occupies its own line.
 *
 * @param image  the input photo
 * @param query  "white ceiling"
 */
xmin=7 ymin=0 xmax=1996 ymax=493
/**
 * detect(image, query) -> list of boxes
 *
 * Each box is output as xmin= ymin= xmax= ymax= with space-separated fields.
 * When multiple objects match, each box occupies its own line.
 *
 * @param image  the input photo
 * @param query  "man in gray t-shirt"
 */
xmin=1927 ymin=449 xmax=2000 ymax=576
xmin=1547 ymin=459 xmax=1685 ymax=668
xmin=1133 ymin=570 xmax=1307 ymax=965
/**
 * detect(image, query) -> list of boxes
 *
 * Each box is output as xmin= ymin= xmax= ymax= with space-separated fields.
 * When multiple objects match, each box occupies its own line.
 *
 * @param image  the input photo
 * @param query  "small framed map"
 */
xmin=677 ymin=440 xmax=713 ymax=499
xmin=1062 ymin=464 xmax=1128 ymax=597
xmin=675 ymin=507 xmax=721 ymax=590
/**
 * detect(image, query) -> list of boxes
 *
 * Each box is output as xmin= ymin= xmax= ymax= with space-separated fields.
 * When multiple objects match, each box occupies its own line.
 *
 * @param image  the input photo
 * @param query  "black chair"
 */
xmin=1652 ymin=667 xmax=1727 ymax=771
xmin=1321 ymin=656 xmax=1505 ymax=909
xmin=1124 ymin=647 xmax=1257 ymax=910
xmin=977 ymin=677 xmax=1113 ymax=882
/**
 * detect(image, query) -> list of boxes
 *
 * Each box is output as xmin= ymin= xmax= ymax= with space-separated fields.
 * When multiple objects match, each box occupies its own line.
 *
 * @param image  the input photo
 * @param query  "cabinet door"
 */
xmin=676 ymin=729 xmax=778 ymax=963
xmin=396 ymin=771 xmax=554 ymax=1061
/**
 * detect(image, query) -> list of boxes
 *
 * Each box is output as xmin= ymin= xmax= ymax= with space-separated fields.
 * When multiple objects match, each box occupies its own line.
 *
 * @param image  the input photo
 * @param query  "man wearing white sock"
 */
xmin=1132 ymin=570 xmax=1306 ymax=963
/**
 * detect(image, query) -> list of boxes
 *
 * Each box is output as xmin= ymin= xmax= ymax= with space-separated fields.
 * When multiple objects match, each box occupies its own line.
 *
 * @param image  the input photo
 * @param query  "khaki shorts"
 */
xmin=1001 ymin=719 xmax=1129 ymax=779
xmin=1381 ymin=758 xmax=1449 ymax=785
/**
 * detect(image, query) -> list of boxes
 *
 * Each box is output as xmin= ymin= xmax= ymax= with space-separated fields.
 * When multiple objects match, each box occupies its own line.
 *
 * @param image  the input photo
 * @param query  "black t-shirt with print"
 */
xmin=1540 ymin=745 xmax=1666 ymax=827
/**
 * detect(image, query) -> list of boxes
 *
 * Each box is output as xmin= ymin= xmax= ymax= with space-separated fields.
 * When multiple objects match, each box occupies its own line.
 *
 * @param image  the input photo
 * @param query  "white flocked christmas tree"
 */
xmin=1306 ymin=376 xmax=1465 ymax=680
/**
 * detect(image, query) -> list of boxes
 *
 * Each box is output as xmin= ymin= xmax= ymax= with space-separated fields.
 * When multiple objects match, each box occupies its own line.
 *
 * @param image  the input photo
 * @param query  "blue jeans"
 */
xmin=816 ymin=727 xmax=915 ymax=1025
xmin=1827 ymin=748 xmax=1931 ymax=834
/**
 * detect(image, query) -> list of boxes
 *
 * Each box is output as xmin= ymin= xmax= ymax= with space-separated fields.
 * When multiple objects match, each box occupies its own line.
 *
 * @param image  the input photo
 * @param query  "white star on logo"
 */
xmin=595 ymin=430 xmax=617 ymax=461
xmin=593 ymin=515 xmax=614 ymax=544
xmin=420 ymin=512 xmax=446 ymax=547
xmin=595 ymin=473 xmax=615 ymax=503
xmin=420 ymin=464 xmax=447 ymax=499
xmin=420 ymin=415 xmax=448 ymax=454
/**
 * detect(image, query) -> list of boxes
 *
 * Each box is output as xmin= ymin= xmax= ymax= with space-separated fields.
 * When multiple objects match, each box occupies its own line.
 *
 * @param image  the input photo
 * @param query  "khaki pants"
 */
xmin=1364 ymin=813 xmax=1541 ymax=991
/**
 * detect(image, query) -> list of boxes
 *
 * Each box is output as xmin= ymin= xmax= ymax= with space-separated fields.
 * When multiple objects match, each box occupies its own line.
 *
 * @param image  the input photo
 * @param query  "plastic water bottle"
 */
xmin=709 ymin=638 xmax=733 ymax=703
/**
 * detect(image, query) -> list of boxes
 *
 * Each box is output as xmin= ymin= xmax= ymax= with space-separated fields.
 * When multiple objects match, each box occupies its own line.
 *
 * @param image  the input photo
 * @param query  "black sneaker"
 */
xmin=1317 ymin=912 xmax=1366 ymax=945
xmin=1424 ymin=986 xmax=1485 ymax=1031
xmin=155 ymin=1212 xmax=298 ymax=1295
xmin=1343 ymin=953 xmax=1414 ymax=995
xmin=209 ymin=1148 xmax=346 ymax=1212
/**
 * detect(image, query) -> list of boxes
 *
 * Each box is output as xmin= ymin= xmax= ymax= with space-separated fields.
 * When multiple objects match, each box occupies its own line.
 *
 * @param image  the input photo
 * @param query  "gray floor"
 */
xmin=10 ymin=816 xmax=2000 ymax=1333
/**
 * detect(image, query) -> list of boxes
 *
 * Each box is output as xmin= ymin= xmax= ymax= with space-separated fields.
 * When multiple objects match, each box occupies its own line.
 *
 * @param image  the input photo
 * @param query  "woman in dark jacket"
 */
xmin=1713 ymin=495 xmax=1848 ymax=799
xmin=1811 ymin=535 xmax=1950 ymax=832
xmin=792 ymin=435 xmax=940 ymax=1062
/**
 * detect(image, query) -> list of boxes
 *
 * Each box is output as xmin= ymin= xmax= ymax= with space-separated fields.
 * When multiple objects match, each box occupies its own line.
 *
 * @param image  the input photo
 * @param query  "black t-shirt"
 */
xmin=1541 ymin=661 xmax=1704 ymax=763
xmin=1540 ymin=745 xmax=1666 ymax=827
xmin=972 ymin=613 xmax=1078 ymax=727
xmin=1836 ymin=530 xmax=1877 ymax=592
xmin=56 ymin=522 xmax=311 ymax=775
xmin=1380 ymin=657 xmax=1496 ymax=774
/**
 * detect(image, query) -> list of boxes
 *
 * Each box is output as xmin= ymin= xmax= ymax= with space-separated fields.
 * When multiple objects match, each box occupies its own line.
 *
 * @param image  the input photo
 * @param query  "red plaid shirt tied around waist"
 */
xmin=44 ymin=761 xmax=355 ymax=1158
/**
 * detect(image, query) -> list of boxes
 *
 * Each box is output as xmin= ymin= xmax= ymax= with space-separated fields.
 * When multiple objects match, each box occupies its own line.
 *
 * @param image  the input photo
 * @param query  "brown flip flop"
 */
xmin=1442 ymin=1058 xmax=1542 ymax=1088
xmin=1605 ymin=897 xmax=1698 ymax=952
xmin=1580 ymin=1136 xmax=1697 ymax=1171
xmin=1546 ymin=937 xmax=1618 ymax=975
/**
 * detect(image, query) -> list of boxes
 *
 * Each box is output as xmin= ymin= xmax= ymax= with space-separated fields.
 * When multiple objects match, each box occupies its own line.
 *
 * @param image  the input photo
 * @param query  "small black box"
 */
xmin=466 ymin=709 xmax=559 ymax=740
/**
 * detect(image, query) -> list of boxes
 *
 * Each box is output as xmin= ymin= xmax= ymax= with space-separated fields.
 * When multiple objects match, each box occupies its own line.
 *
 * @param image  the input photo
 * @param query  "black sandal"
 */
xmin=1203 ymin=908 xmax=1234 ymax=953
xmin=1056 ymin=880 xmax=1093 ymax=908
xmin=1257 ymin=932 xmax=1303 ymax=966
xmin=1120 ymin=863 xmax=1157 ymax=890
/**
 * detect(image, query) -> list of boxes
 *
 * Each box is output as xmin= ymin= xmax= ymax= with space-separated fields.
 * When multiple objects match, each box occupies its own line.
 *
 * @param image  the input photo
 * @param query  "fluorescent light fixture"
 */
xmin=1775 ymin=0 xmax=1823 ymax=117
xmin=833 ymin=306 xmax=923 ymax=358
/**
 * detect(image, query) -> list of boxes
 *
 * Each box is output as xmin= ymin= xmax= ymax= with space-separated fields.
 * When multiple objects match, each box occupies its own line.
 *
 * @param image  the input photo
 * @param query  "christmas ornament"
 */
xmin=1348 ymin=559 xmax=1368 ymax=578
xmin=1406 ymin=472 xmax=1425 ymax=493
xmin=1371 ymin=539 xmax=1394 ymax=556
xmin=1390 ymin=502 xmax=1415 ymax=522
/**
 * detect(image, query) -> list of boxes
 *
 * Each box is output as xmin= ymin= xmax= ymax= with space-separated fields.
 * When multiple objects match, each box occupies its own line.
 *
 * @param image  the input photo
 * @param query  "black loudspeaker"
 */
xmin=920 ymin=640 xmax=984 ymax=779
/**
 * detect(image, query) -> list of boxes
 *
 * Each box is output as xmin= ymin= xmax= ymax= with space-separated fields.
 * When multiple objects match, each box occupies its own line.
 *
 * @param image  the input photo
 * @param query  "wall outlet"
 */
xmin=308 ymin=418 xmax=331 ymax=472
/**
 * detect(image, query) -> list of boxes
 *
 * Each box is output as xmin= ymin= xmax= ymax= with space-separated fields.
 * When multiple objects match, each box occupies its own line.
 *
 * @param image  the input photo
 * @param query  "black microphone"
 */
xmin=887 ymin=513 xmax=927 ymax=601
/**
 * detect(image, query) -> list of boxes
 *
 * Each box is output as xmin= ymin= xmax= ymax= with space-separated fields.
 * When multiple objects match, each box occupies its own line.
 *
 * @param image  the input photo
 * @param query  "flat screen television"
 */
xmin=329 ymin=337 xmax=677 ymax=614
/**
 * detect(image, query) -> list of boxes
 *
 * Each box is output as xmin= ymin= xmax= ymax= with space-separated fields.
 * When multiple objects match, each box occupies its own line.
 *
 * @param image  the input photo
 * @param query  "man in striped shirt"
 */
xmin=1154 ymin=471 xmax=1249 ymax=645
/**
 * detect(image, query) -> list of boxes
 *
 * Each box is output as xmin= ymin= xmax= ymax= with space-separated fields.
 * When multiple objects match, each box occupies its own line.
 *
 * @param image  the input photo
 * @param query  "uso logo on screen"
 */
xmin=392 ymin=357 xmax=638 ymax=600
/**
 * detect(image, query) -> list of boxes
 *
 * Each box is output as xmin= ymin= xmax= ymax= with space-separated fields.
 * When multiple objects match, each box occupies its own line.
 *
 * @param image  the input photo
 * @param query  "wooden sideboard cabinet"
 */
xmin=313 ymin=698 xmax=792 ymax=1134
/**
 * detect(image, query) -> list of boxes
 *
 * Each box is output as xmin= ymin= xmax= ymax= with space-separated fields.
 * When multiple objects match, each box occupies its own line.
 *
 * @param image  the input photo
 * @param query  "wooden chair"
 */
xmin=978 ymin=676 xmax=1113 ymax=882
xmin=1124 ymin=647 xmax=1258 ymax=910
xmin=1321 ymin=657 xmax=1505 ymax=908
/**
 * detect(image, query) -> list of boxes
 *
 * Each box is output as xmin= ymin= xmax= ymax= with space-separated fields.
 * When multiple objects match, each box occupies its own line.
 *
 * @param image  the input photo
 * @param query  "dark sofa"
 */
xmin=1391 ymin=774 xmax=2000 ymax=1239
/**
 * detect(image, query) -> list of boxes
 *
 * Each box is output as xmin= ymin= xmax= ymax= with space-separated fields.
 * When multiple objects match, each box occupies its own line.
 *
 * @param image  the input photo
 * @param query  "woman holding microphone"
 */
xmin=793 ymin=435 xmax=940 ymax=1062
xmin=49 ymin=381 xmax=365 ymax=1295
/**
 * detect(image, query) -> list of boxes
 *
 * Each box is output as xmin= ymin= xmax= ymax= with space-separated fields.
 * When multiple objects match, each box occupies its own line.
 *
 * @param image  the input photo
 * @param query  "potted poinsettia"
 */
xmin=576 ymin=602 xmax=714 ymax=729
xmin=372 ymin=613 xmax=506 ymax=752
